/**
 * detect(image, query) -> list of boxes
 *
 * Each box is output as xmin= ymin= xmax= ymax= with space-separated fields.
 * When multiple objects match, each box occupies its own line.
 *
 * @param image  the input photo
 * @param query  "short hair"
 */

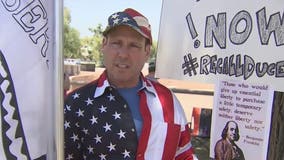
xmin=221 ymin=120 xmax=240 ymax=141
xmin=148 ymin=61 xmax=156 ymax=72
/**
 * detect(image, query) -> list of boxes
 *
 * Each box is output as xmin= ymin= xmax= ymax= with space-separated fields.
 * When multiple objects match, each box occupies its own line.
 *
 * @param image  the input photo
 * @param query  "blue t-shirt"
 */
xmin=117 ymin=81 xmax=143 ymax=138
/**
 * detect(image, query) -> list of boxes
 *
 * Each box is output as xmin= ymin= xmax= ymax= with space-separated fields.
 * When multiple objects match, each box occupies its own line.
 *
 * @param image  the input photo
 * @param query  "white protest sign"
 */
xmin=157 ymin=0 xmax=284 ymax=91
xmin=210 ymin=80 xmax=273 ymax=160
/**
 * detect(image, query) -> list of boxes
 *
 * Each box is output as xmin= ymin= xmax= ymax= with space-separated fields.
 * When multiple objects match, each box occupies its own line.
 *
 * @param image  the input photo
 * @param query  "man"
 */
xmin=63 ymin=72 xmax=70 ymax=98
xmin=64 ymin=8 xmax=194 ymax=160
xmin=145 ymin=60 xmax=158 ymax=81
xmin=214 ymin=120 xmax=245 ymax=160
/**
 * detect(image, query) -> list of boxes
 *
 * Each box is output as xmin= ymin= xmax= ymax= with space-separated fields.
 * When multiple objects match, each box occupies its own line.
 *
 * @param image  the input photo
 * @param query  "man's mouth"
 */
xmin=116 ymin=64 xmax=129 ymax=69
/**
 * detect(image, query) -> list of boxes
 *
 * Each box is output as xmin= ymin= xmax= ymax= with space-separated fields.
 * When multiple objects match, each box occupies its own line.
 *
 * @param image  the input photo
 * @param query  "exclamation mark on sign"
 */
xmin=186 ymin=12 xmax=200 ymax=48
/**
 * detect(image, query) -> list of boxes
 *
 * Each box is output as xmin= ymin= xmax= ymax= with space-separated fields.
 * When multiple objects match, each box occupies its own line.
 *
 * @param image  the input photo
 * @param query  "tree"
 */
xmin=150 ymin=40 xmax=158 ymax=61
xmin=63 ymin=7 xmax=81 ymax=59
xmin=80 ymin=24 xmax=104 ymax=65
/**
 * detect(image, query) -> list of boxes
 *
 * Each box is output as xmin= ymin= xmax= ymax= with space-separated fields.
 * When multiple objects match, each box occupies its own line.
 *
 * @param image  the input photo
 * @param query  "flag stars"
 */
xmin=107 ymin=93 xmax=115 ymax=101
xmin=99 ymin=153 xmax=107 ymax=160
xmin=65 ymin=104 xmax=71 ymax=111
xmin=82 ymin=128 xmax=89 ymax=135
xmin=113 ymin=18 xmax=120 ymax=24
xmin=111 ymin=13 xmax=119 ymax=19
xmin=70 ymin=133 xmax=79 ymax=142
xmin=122 ymin=17 xmax=130 ymax=22
xmin=117 ymin=129 xmax=126 ymax=139
xmin=103 ymin=122 xmax=112 ymax=132
xmin=72 ymin=93 xmax=80 ymax=99
xmin=64 ymin=81 xmax=139 ymax=159
xmin=64 ymin=121 xmax=70 ymax=129
xmin=99 ymin=105 xmax=107 ymax=113
xmin=94 ymin=134 xmax=102 ymax=144
xmin=76 ymin=109 xmax=84 ymax=117
xmin=112 ymin=111 xmax=121 ymax=120
xmin=122 ymin=149 xmax=131 ymax=158
xmin=90 ymin=116 xmax=98 ymax=125
xmin=66 ymin=154 xmax=73 ymax=160
xmin=87 ymin=145 xmax=94 ymax=154
xmin=107 ymin=142 xmax=116 ymax=152
xmin=85 ymin=98 xmax=93 ymax=106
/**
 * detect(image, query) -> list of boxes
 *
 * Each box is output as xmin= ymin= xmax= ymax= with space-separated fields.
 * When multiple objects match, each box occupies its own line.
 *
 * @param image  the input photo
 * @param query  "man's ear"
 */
xmin=145 ymin=44 xmax=151 ymax=58
xmin=101 ymin=37 xmax=107 ymax=52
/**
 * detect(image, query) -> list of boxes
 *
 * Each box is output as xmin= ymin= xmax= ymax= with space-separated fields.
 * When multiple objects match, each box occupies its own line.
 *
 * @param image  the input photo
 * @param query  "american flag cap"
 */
xmin=103 ymin=8 xmax=152 ymax=44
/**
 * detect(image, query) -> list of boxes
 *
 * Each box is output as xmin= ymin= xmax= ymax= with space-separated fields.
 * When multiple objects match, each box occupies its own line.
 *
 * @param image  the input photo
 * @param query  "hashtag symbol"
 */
xmin=182 ymin=53 xmax=199 ymax=77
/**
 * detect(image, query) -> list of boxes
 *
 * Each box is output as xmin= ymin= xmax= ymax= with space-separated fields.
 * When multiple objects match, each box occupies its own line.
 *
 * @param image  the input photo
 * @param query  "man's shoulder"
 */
xmin=65 ymin=80 xmax=98 ymax=101
xmin=148 ymin=79 xmax=171 ymax=92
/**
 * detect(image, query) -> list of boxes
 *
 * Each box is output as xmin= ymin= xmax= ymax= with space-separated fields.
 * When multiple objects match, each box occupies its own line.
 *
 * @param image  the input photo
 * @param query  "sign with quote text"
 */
xmin=156 ymin=0 xmax=284 ymax=91
xmin=209 ymin=80 xmax=273 ymax=160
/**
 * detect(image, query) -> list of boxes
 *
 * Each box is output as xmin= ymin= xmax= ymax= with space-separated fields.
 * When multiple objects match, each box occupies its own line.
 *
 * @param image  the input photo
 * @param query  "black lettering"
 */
xmin=244 ymin=55 xmax=255 ymax=80
xmin=1 ymin=0 xmax=20 ymax=12
xmin=256 ymin=62 xmax=269 ymax=77
xmin=229 ymin=10 xmax=252 ymax=45
xmin=256 ymin=7 xmax=284 ymax=46
xmin=205 ymin=13 xmax=226 ymax=49
xmin=200 ymin=55 xmax=210 ymax=75
xmin=13 ymin=0 xmax=48 ymax=57
xmin=276 ymin=61 xmax=284 ymax=77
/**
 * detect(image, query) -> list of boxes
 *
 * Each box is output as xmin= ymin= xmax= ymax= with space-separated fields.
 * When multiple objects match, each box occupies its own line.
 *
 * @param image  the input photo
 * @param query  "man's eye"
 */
xmin=130 ymin=44 xmax=142 ymax=48
xmin=110 ymin=42 xmax=120 ymax=47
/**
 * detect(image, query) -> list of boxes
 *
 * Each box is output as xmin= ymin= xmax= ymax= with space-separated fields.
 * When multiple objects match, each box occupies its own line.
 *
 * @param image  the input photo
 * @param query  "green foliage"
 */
xmin=150 ymin=40 xmax=158 ymax=61
xmin=80 ymin=24 xmax=104 ymax=65
xmin=63 ymin=7 xmax=81 ymax=58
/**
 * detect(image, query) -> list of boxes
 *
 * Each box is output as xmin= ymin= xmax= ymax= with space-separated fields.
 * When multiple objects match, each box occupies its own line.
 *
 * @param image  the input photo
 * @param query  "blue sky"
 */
xmin=64 ymin=0 xmax=163 ymax=41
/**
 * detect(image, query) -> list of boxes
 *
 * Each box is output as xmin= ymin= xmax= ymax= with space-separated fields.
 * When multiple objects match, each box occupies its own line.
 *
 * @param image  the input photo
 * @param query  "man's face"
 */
xmin=101 ymin=25 xmax=150 ymax=88
xmin=227 ymin=122 xmax=237 ymax=141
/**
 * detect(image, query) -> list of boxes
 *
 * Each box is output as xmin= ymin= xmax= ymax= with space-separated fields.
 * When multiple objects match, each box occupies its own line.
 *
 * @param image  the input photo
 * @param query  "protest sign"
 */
xmin=0 ymin=0 xmax=57 ymax=159
xmin=210 ymin=79 xmax=273 ymax=160
xmin=157 ymin=0 xmax=284 ymax=91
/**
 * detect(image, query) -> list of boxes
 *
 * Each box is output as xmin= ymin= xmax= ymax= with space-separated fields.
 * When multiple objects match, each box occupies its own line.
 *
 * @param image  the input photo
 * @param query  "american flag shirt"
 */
xmin=64 ymin=71 xmax=194 ymax=160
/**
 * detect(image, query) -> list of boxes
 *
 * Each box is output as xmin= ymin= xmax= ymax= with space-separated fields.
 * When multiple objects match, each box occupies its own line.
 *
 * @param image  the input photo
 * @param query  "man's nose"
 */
xmin=117 ymin=46 xmax=130 ymax=56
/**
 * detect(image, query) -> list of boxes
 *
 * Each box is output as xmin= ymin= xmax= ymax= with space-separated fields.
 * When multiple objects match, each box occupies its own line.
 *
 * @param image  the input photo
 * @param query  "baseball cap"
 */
xmin=103 ymin=8 xmax=152 ymax=44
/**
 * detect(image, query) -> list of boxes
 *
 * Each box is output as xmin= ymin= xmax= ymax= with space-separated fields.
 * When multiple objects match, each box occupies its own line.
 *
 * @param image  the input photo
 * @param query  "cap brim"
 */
xmin=103 ymin=24 xmax=150 ymax=42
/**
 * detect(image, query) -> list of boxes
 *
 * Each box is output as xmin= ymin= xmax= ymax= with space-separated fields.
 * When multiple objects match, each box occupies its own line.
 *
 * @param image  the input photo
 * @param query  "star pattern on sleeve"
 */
xmin=87 ymin=145 xmax=94 ymax=154
xmin=94 ymin=134 xmax=102 ymax=144
xmin=103 ymin=122 xmax=112 ymax=132
xmin=99 ymin=105 xmax=107 ymax=113
xmin=64 ymin=88 xmax=138 ymax=159
xmin=107 ymin=93 xmax=115 ymax=101
xmin=70 ymin=133 xmax=79 ymax=142
xmin=85 ymin=97 xmax=94 ymax=106
xmin=64 ymin=121 xmax=70 ymax=129
xmin=117 ymin=129 xmax=126 ymax=139
xmin=89 ymin=116 xmax=98 ymax=125
xmin=99 ymin=153 xmax=107 ymax=160
xmin=112 ymin=111 xmax=121 ymax=120
xmin=76 ymin=109 xmax=84 ymax=117
xmin=72 ymin=92 xmax=80 ymax=99
xmin=107 ymin=142 xmax=116 ymax=152
xmin=122 ymin=149 xmax=131 ymax=158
